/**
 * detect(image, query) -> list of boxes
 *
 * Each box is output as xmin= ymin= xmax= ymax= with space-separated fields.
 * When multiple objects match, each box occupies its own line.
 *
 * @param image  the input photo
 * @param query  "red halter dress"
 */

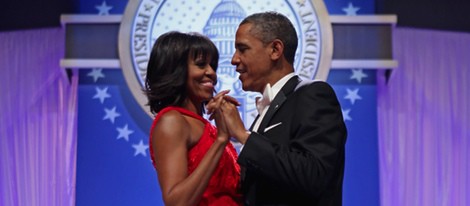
xmin=149 ymin=106 xmax=241 ymax=205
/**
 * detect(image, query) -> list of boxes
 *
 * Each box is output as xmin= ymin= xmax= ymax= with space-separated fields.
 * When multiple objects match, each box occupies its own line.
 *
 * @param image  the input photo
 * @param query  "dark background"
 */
xmin=376 ymin=0 xmax=470 ymax=33
xmin=0 ymin=0 xmax=77 ymax=31
xmin=2 ymin=0 xmax=470 ymax=33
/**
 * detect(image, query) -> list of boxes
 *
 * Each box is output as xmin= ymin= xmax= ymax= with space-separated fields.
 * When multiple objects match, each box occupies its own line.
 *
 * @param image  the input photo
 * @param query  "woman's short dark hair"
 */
xmin=144 ymin=31 xmax=219 ymax=114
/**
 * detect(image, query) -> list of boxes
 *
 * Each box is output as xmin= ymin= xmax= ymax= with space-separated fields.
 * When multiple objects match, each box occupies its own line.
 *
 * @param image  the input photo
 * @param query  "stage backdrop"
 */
xmin=75 ymin=0 xmax=380 ymax=205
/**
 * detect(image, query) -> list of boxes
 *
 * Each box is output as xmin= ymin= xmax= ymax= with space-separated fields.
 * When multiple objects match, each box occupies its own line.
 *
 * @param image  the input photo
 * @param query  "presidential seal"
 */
xmin=118 ymin=0 xmax=333 ymax=131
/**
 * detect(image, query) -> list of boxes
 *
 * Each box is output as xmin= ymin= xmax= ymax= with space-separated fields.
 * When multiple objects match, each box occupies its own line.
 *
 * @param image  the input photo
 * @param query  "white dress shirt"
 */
xmin=252 ymin=73 xmax=295 ymax=132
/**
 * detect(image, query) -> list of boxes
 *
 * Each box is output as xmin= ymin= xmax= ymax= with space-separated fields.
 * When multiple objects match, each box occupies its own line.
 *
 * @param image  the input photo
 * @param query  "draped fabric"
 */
xmin=378 ymin=28 xmax=470 ymax=206
xmin=0 ymin=28 xmax=78 ymax=206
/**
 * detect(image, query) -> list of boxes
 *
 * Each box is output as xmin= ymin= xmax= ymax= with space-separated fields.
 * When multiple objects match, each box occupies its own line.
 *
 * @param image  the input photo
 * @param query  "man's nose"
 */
xmin=231 ymin=53 xmax=239 ymax=66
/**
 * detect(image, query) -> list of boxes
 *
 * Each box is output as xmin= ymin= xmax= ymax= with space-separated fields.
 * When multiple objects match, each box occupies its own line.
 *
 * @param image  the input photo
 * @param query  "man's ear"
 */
xmin=270 ymin=39 xmax=284 ymax=60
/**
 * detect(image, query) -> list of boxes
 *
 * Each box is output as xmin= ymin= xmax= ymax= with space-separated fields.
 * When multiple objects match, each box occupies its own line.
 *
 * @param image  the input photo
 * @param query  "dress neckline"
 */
xmin=159 ymin=106 xmax=207 ymax=124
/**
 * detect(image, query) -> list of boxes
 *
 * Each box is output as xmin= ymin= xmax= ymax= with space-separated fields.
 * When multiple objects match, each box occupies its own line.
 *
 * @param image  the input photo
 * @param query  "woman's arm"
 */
xmin=151 ymin=109 xmax=229 ymax=206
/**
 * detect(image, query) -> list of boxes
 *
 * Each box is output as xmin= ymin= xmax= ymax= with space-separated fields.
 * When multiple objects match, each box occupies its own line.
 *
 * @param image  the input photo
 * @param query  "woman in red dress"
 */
xmin=144 ymin=31 xmax=241 ymax=206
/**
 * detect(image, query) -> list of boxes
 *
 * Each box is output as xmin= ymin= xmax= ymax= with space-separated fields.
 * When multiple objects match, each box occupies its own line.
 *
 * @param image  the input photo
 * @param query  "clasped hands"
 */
xmin=206 ymin=90 xmax=250 ymax=144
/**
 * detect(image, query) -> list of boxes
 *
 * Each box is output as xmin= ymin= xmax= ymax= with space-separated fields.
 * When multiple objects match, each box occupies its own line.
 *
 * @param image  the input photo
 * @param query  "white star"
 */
xmin=93 ymin=87 xmax=111 ymax=104
xmin=342 ymin=108 xmax=352 ymax=121
xmin=117 ymin=124 xmax=134 ymax=141
xmin=342 ymin=2 xmax=360 ymax=16
xmin=87 ymin=68 xmax=105 ymax=82
xmin=103 ymin=106 xmax=121 ymax=123
xmin=132 ymin=140 xmax=149 ymax=156
xmin=350 ymin=69 xmax=368 ymax=83
xmin=96 ymin=1 xmax=113 ymax=16
xmin=344 ymin=88 xmax=362 ymax=105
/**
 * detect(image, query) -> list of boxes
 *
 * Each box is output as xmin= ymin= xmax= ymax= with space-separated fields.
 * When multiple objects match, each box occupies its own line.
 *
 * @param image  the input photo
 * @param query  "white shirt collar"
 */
xmin=269 ymin=72 xmax=296 ymax=99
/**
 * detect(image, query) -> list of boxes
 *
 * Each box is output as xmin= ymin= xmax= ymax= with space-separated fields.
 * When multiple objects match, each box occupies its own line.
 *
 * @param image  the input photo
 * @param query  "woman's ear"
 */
xmin=270 ymin=39 xmax=284 ymax=61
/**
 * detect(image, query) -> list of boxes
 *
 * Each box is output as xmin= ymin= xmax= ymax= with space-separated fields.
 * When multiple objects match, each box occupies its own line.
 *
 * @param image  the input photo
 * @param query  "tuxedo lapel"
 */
xmin=249 ymin=115 xmax=260 ymax=131
xmin=257 ymin=76 xmax=300 ymax=133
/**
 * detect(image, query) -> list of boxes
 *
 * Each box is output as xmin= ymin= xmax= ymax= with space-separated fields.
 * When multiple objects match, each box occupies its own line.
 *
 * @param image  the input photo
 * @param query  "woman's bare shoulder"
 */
xmin=152 ymin=110 xmax=190 ymax=141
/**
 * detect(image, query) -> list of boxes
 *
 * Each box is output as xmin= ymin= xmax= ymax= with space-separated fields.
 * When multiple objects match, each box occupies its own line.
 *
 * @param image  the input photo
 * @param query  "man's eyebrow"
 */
xmin=234 ymin=42 xmax=247 ymax=48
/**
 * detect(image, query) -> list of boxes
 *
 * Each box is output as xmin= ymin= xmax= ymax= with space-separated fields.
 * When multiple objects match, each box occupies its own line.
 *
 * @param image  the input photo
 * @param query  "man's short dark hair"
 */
xmin=240 ymin=11 xmax=298 ymax=65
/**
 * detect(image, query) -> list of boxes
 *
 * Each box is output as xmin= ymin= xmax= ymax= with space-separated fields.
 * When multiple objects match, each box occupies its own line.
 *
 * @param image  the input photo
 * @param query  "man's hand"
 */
xmin=206 ymin=90 xmax=240 ymax=143
xmin=206 ymin=90 xmax=239 ymax=116
xmin=219 ymin=97 xmax=250 ymax=144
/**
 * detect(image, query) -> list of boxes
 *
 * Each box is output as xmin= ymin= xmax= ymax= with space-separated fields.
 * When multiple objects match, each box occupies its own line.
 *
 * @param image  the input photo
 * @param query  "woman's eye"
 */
xmin=196 ymin=62 xmax=207 ymax=67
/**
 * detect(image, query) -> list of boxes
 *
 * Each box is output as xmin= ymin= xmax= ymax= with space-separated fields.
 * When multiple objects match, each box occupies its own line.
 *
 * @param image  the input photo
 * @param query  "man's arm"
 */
xmin=237 ymin=82 xmax=347 ymax=197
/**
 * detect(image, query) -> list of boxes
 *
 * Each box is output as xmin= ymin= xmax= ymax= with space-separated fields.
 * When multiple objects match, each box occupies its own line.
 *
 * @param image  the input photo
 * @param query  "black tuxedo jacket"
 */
xmin=238 ymin=76 xmax=347 ymax=206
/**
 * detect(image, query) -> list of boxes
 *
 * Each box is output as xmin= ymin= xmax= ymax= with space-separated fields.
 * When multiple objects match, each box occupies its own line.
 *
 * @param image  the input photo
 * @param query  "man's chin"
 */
xmin=242 ymin=85 xmax=256 ymax=93
xmin=240 ymin=83 xmax=249 ymax=91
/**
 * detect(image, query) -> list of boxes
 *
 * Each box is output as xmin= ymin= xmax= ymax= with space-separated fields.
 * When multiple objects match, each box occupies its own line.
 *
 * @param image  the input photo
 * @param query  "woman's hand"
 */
xmin=206 ymin=90 xmax=240 ymax=117
xmin=206 ymin=90 xmax=234 ymax=143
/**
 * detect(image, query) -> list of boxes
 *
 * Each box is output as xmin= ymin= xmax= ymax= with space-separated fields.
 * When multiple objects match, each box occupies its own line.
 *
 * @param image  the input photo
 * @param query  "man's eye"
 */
xmin=238 ymin=47 xmax=247 ymax=53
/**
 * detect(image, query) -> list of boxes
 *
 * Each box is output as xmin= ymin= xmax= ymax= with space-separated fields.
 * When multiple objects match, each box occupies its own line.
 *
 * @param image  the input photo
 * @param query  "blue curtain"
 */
xmin=378 ymin=27 xmax=470 ymax=206
xmin=0 ymin=28 xmax=78 ymax=206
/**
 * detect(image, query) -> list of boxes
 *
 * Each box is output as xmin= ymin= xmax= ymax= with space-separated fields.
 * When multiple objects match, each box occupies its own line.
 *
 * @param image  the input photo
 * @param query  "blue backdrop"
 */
xmin=76 ymin=0 xmax=380 ymax=205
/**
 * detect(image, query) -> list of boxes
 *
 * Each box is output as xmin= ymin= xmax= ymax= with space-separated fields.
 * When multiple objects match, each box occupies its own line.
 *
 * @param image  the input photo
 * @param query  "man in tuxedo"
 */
xmin=218 ymin=12 xmax=347 ymax=205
